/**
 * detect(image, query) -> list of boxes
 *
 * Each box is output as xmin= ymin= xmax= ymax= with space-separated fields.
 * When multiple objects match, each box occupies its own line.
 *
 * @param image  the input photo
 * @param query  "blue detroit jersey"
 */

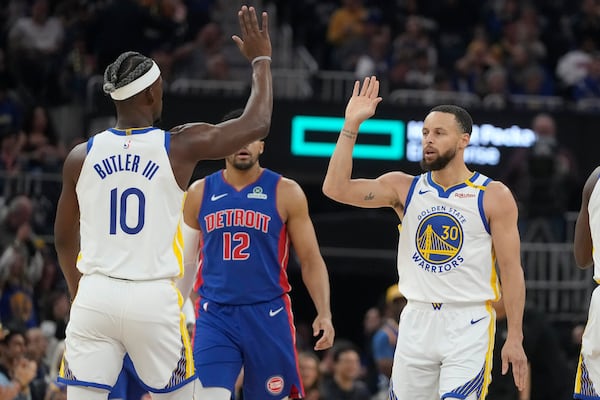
xmin=196 ymin=169 xmax=290 ymax=304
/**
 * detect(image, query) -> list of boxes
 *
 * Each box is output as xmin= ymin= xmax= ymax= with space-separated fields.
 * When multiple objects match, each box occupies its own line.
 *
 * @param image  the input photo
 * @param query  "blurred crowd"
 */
xmin=283 ymin=0 xmax=600 ymax=105
xmin=0 ymin=0 xmax=598 ymax=117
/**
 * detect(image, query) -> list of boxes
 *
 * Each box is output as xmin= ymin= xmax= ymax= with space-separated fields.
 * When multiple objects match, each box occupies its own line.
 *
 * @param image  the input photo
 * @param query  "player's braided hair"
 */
xmin=102 ymin=51 xmax=153 ymax=96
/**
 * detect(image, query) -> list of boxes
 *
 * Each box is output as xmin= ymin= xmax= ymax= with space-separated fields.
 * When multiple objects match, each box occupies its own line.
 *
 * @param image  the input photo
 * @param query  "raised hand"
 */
xmin=232 ymin=6 xmax=271 ymax=62
xmin=344 ymin=76 xmax=383 ymax=127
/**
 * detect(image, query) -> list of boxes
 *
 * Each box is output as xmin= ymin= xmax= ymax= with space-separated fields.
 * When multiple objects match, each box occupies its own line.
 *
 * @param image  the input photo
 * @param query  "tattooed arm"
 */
xmin=322 ymin=77 xmax=412 ymax=210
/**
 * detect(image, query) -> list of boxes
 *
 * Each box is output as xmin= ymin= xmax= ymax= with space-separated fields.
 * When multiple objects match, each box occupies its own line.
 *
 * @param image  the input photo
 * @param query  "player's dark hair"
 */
xmin=429 ymin=104 xmax=473 ymax=135
xmin=102 ymin=51 xmax=153 ymax=96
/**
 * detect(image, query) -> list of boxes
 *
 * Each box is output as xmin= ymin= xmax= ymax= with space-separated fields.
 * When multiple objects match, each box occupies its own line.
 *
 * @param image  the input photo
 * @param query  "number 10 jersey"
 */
xmin=76 ymin=127 xmax=185 ymax=280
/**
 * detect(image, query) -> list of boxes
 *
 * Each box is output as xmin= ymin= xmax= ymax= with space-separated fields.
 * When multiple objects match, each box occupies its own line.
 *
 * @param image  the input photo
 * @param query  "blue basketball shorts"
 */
xmin=193 ymin=294 xmax=303 ymax=399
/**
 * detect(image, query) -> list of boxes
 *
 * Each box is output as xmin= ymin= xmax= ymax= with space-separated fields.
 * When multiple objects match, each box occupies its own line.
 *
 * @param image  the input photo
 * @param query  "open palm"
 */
xmin=345 ymin=76 xmax=383 ymax=124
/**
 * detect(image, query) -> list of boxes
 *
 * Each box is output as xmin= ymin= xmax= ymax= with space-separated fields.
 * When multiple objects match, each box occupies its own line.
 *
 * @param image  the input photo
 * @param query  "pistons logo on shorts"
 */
xmin=266 ymin=375 xmax=284 ymax=395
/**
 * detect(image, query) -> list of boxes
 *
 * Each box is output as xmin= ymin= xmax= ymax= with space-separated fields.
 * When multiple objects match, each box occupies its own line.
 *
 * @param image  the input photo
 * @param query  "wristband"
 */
xmin=251 ymin=56 xmax=272 ymax=66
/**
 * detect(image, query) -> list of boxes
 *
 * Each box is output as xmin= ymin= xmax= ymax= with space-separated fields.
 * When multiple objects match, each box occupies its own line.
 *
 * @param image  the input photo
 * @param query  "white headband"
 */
xmin=109 ymin=61 xmax=161 ymax=100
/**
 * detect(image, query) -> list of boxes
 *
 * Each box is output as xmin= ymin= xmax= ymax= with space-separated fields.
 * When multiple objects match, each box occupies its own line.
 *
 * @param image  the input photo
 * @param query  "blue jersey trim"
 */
xmin=57 ymin=377 xmax=112 ymax=391
xmin=574 ymin=395 xmax=600 ymax=400
xmin=441 ymin=391 xmax=467 ymax=399
xmin=427 ymin=172 xmax=480 ymax=198
xmin=108 ymin=127 xmax=156 ymax=136
xmin=86 ymin=136 xmax=94 ymax=153
xmin=442 ymin=360 xmax=485 ymax=399
xmin=478 ymin=177 xmax=492 ymax=234
xmin=58 ymin=374 xmax=197 ymax=394
xmin=164 ymin=132 xmax=170 ymax=154
xmin=141 ymin=374 xmax=197 ymax=393
xmin=403 ymin=176 xmax=420 ymax=216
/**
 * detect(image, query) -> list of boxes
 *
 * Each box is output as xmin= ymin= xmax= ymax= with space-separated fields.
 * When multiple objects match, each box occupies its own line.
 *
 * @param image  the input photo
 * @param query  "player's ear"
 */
xmin=142 ymin=86 xmax=154 ymax=105
xmin=459 ymin=132 xmax=470 ymax=150
xmin=258 ymin=141 xmax=265 ymax=155
xmin=144 ymin=80 xmax=160 ymax=105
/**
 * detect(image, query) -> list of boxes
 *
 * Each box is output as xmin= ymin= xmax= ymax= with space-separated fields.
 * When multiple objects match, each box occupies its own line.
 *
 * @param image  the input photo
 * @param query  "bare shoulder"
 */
xmin=168 ymin=123 xmax=211 ymax=158
xmin=183 ymin=178 xmax=206 ymax=225
xmin=63 ymin=142 xmax=88 ymax=181
xmin=377 ymin=171 xmax=414 ymax=186
xmin=187 ymin=178 xmax=206 ymax=194
xmin=485 ymin=180 xmax=513 ymax=198
xmin=582 ymin=166 xmax=600 ymax=199
xmin=377 ymin=171 xmax=416 ymax=207
xmin=184 ymin=178 xmax=206 ymax=210
xmin=65 ymin=142 xmax=87 ymax=164
xmin=483 ymin=180 xmax=517 ymax=216
xmin=278 ymin=176 xmax=307 ymax=203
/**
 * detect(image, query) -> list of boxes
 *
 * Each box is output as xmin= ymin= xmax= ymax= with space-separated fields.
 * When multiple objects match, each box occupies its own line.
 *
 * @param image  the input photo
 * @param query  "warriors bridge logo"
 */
xmin=413 ymin=212 xmax=464 ymax=273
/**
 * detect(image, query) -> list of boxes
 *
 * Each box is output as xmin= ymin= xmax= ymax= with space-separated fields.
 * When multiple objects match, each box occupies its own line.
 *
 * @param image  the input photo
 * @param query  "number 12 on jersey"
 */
xmin=223 ymin=232 xmax=250 ymax=260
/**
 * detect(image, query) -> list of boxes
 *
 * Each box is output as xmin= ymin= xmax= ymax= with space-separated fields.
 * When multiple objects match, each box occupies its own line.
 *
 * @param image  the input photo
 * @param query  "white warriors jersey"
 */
xmin=587 ymin=177 xmax=600 ymax=282
xmin=75 ymin=127 xmax=185 ymax=280
xmin=397 ymin=171 xmax=500 ymax=303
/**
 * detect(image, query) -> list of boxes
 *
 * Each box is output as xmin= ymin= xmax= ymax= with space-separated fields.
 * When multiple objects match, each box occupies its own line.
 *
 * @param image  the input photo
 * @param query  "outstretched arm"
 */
xmin=573 ymin=166 xmax=600 ymax=268
xmin=485 ymin=182 xmax=527 ymax=391
xmin=322 ymin=77 xmax=409 ymax=210
xmin=177 ymin=180 xmax=204 ymax=298
xmin=170 ymin=6 xmax=272 ymax=164
xmin=54 ymin=144 xmax=86 ymax=300
xmin=280 ymin=178 xmax=334 ymax=351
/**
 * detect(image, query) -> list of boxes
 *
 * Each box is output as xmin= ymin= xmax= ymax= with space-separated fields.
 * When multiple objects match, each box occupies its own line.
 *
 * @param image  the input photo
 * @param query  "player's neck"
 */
xmin=114 ymin=109 xmax=154 ymax=129
xmin=223 ymin=165 xmax=263 ymax=189
xmin=430 ymin=163 xmax=473 ymax=188
xmin=115 ymin=119 xmax=154 ymax=129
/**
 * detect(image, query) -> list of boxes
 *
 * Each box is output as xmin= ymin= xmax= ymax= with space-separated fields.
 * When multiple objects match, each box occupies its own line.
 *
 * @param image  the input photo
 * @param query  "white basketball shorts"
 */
xmin=390 ymin=301 xmax=496 ymax=400
xmin=59 ymin=273 xmax=195 ymax=393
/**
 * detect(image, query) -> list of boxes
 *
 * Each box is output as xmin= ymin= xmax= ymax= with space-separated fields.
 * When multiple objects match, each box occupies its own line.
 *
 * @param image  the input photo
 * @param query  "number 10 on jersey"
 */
xmin=110 ymin=187 xmax=146 ymax=235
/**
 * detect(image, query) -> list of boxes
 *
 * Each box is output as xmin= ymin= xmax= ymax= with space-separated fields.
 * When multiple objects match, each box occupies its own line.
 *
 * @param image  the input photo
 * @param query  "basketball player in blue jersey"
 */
xmin=179 ymin=109 xmax=335 ymax=400
xmin=573 ymin=166 xmax=600 ymax=399
xmin=323 ymin=77 xmax=527 ymax=400
xmin=53 ymin=6 xmax=273 ymax=400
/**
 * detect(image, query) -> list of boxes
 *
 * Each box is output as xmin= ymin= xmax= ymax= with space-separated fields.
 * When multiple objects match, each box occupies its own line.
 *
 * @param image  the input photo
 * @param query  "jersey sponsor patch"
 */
xmin=247 ymin=186 xmax=268 ymax=199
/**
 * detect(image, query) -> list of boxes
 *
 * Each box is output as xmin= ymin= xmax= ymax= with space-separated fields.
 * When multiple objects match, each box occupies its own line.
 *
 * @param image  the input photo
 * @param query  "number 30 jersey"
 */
xmin=196 ymin=169 xmax=290 ymax=305
xmin=76 ymin=128 xmax=185 ymax=280
xmin=397 ymin=172 xmax=501 ymax=303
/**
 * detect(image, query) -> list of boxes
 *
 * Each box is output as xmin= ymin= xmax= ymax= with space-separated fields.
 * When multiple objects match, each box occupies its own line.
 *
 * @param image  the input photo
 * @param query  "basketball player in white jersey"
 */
xmin=53 ymin=6 xmax=272 ymax=400
xmin=322 ymin=77 xmax=527 ymax=399
xmin=573 ymin=166 xmax=600 ymax=399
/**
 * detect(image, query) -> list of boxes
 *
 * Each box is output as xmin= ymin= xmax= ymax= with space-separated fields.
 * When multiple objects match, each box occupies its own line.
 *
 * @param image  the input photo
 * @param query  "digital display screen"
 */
xmin=292 ymin=115 xmax=536 ymax=166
